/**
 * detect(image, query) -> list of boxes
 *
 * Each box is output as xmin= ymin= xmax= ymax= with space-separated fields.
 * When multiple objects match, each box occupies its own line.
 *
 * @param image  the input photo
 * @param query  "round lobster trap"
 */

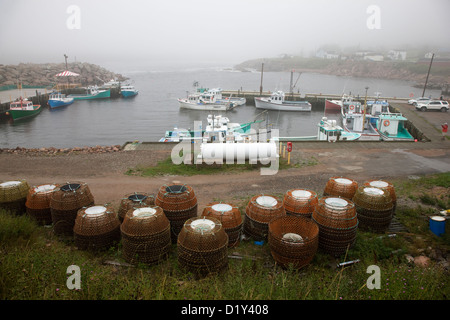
xmin=177 ymin=216 xmax=228 ymax=277
xmin=323 ymin=177 xmax=358 ymax=200
xmin=268 ymin=215 xmax=319 ymax=269
xmin=283 ymin=189 xmax=318 ymax=218
xmin=352 ymin=186 xmax=394 ymax=233
xmin=0 ymin=180 xmax=30 ymax=215
xmin=120 ymin=206 xmax=171 ymax=265
xmin=244 ymin=195 xmax=286 ymax=241
xmin=312 ymin=197 xmax=358 ymax=256
xmin=25 ymin=184 xmax=59 ymax=225
xmin=73 ymin=204 xmax=121 ymax=250
xmin=117 ymin=192 xmax=155 ymax=223
xmin=50 ymin=182 xmax=95 ymax=236
xmin=202 ymin=202 xmax=243 ymax=247
xmin=155 ymin=184 xmax=198 ymax=243
xmin=363 ymin=179 xmax=397 ymax=212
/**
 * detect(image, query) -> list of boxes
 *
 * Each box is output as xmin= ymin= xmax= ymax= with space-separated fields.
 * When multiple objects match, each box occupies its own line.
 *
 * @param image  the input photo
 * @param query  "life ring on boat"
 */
xmin=349 ymin=105 xmax=355 ymax=110
xmin=383 ymin=120 xmax=390 ymax=127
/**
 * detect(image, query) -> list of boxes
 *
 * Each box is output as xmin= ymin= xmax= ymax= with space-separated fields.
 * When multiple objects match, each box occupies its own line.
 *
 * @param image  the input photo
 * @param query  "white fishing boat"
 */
xmin=341 ymin=101 xmax=381 ymax=140
xmin=254 ymin=91 xmax=311 ymax=111
xmin=178 ymin=87 xmax=244 ymax=111
xmin=376 ymin=113 xmax=415 ymax=141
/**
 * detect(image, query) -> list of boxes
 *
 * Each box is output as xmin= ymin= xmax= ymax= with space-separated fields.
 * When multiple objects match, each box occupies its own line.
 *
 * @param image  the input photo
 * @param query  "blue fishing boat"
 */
xmin=48 ymin=92 xmax=74 ymax=109
xmin=120 ymin=85 xmax=139 ymax=98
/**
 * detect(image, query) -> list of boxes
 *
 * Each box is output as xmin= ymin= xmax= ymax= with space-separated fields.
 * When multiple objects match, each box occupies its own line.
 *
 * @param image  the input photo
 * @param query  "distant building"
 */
xmin=364 ymin=54 xmax=384 ymax=62
xmin=315 ymin=49 xmax=339 ymax=59
xmin=388 ymin=50 xmax=407 ymax=60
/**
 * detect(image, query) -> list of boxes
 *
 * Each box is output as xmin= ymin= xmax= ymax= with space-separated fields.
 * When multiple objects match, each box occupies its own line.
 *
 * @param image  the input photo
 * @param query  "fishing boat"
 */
xmin=47 ymin=92 xmax=74 ymax=109
xmin=341 ymin=101 xmax=381 ymax=140
xmin=67 ymin=86 xmax=110 ymax=100
xmin=206 ymin=88 xmax=246 ymax=106
xmin=178 ymin=89 xmax=239 ymax=111
xmin=325 ymin=94 xmax=361 ymax=113
xmin=376 ymin=113 xmax=414 ymax=141
xmin=7 ymin=98 xmax=42 ymax=121
xmin=277 ymin=117 xmax=360 ymax=142
xmin=120 ymin=84 xmax=139 ymax=98
xmin=254 ymin=91 xmax=311 ymax=111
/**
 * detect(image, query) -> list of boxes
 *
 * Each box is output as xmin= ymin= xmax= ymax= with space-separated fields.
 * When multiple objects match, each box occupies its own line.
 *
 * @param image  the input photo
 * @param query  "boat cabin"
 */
xmin=268 ymin=91 xmax=285 ymax=104
xmin=377 ymin=113 xmax=407 ymax=137
xmin=318 ymin=118 xmax=343 ymax=142
xmin=49 ymin=92 xmax=66 ymax=100
xmin=10 ymin=98 xmax=35 ymax=110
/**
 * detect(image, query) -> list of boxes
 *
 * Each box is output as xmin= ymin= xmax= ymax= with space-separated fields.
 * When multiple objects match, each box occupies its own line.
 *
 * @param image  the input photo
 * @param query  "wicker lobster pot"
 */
xmin=202 ymin=202 xmax=243 ymax=247
xmin=177 ymin=216 xmax=228 ymax=277
xmin=155 ymin=184 xmax=198 ymax=243
xmin=244 ymin=195 xmax=286 ymax=241
xmin=50 ymin=182 xmax=94 ymax=236
xmin=323 ymin=177 xmax=358 ymax=200
xmin=0 ymin=180 xmax=30 ymax=215
xmin=118 ymin=192 xmax=155 ymax=222
xmin=312 ymin=197 xmax=358 ymax=256
xmin=352 ymin=186 xmax=394 ymax=233
xmin=268 ymin=216 xmax=319 ymax=269
xmin=363 ymin=180 xmax=397 ymax=212
xmin=73 ymin=204 xmax=121 ymax=250
xmin=120 ymin=206 xmax=171 ymax=265
xmin=25 ymin=184 xmax=59 ymax=225
xmin=283 ymin=189 xmax=318 ymax=218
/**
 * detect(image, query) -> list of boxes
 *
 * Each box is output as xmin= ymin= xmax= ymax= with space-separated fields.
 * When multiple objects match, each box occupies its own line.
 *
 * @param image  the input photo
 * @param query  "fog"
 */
xmin=1 ymin=0 xmax=449 ymax=70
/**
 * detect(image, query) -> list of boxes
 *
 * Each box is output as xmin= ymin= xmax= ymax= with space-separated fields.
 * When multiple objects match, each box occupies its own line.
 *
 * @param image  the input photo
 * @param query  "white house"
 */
xmin=388 ymin=50 xmax=407 ymax=60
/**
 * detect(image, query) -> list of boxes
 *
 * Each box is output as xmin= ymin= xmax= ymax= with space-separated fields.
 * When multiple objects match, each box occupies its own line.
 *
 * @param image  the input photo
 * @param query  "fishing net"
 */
xmin=268 ymin=215 xmax=319 ymax=269
xmin=73 ymin=204 xmax=121 ymax=250
xmin=243 ymin=195 xmax=286 ymax=241
xmin=352 ymin=186 xmax=394 ymax=233
xmin=283 ymin=189 xmax=318 ymax=218
xmin=0 ymin=180 xmax=30 ymax=215
xmin=120 ymin=206 xmax=171 ymax=265
xmin=202 ymin=202 xmax=243 ymax=247
xmin=312 ymin=196 xmax=358 ymax=256
xmin=177 ymin=216 xmax=229 ymax=277
xmin=50 ymin=182 xmax=95 ymax=236
xmin=155 ymin=184 xmax=198 ymax=243
xmin=117 ymin=192 xmax=155 ymax=222
xmin=363 ymin=179 xmax=397 ymax=213
xmin=323 ymin=176 xmax=358 ymax=200
xmin=25 ymin=184 xmax=59 ymax=225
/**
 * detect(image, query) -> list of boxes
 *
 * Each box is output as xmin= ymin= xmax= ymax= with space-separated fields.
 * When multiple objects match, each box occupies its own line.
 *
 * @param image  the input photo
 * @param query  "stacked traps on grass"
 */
xmin=202 ymin=202 xmax=243 ymax=247
xmin=244 ymin=195 xmax=286 ymax=241
xmin=323 ymin=176 xmax=358 ymax=200
xmin=155 ymin=184 xmax=198 ymax=243
xmin=73 ymin=204 xmax=121 ymax=250
xmin=177 ymin=216 xmax=229 ymax=277
xmin=117 ymin=192 xmax=155 ymax=223
xmin=25 ymin=184 xmax=59 ymax=225
xmin=363 ymin=180 xmax=397 ymax=213
xmin=352 ymin=186 xmax=394 ymax=233
xmin=120 ymin=206 xmax=171 ymax=265
xmin=283 ymin=189 xmax=318 ymax=218
xmin=0 ymin=180 xmax=30 ymax=215
xmin=50 ymin=182 xmax=95 ymax=236
xmin=268 ymin=215 xmax=319 ymax=269
xmin=312 ymin=196 xmax=358 ymax=256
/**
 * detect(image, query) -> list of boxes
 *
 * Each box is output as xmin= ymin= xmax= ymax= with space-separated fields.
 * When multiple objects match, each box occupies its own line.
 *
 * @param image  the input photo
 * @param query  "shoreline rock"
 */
xmin=0 ymin=145 xmax=122 ymax=156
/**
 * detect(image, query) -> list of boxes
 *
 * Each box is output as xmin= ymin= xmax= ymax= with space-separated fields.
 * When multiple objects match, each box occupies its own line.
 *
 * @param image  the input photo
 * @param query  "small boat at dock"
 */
xmin=178 ymin=88 xmax=241 ymax=111
xmin=68 ymin=86 xmax=110 ymax=100
xmin=341 ymin=101 xmax=381 ymax=140
xmin=120 ymin=84 xmax=139 ymax=98
xmin=254 ymin=91 xmax=311 ymax=111
xmin=48 ymin=92 xmax=74 ymax=109
xmin=7 ymin=98 xmax=42 ymax=121
xmin=325 ymin=94 xmax=358 ymax=113
xmin=376 ymin=113 xmax=414 ymax=141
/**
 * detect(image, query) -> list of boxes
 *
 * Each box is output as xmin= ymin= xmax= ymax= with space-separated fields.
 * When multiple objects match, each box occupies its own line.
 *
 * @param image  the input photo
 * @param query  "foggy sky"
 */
xmin=1 ymin=0 xmax=449 ymax=69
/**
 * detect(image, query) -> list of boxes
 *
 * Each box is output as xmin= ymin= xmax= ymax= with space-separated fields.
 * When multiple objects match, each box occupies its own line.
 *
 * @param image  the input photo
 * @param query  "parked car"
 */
xmin=415 ymin=100 xmax=449 ymax=112
xmin=408 ymin=97 xmax=431 ymax=106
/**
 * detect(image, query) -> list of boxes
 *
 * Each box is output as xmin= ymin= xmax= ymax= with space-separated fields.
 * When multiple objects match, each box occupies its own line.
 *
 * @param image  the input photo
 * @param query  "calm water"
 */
xmin=0 ymin=66 xmax=441 ymax=148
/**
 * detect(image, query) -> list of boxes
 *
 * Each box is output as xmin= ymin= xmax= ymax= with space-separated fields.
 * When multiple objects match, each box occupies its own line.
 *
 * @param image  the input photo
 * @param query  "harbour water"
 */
xmin=0 ymin=65 xmax=442 ymax=149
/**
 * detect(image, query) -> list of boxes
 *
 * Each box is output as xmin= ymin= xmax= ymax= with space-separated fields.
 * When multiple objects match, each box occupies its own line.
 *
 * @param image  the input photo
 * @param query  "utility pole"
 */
xmin=259 ymin=62 xmax=264 ymax=96
xmin=422 ymin=53 xmax=434 ymax=98
xmin=64 ymin=54 xmax=69 ymax=88
xmin=363 ymin=86 xmax=369 ymax=129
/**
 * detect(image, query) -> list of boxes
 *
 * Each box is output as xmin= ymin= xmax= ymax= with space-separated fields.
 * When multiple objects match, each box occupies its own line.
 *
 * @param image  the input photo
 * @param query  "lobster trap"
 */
xmin=323 ymin=176 xmax=358 ymax=200
xmin=73 ymin=204 xmax=121 ymax=250
xmin=50 ymin=182 xmax=95 ymax=236
xmin=120 ymin=206 xmax=171 ymax=265
xmin=0 ymin=180 xmax=30 ymax=215
xmin=268 ymin=215 xmax=319 ymax=269
xmin=312 ymin=196 xmax=358 ymax=256
xmin=363 ymin=179 xmax=397 ymax=212
xmin=117 ymin=192 xmax=155 ymax=223
xmin=25 ymin=184 xmax=59 ymax=225
xmin=244 ymin=195 xmax=286 ymax=241
xmin=177 ymin=216 xmax=229 ymax=277
xmin=352 ymin=186 xmax=394 ymax=233
xmin=155 ymin=184 xmax=198 ymax=243
xmin=202 ymin=202 xmax=243 ymax=247
xmin=283 ymin=189 xmax=318 ymax=218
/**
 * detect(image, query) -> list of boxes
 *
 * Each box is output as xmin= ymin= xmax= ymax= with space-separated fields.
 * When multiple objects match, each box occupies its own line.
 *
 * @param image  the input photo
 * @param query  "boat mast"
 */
xmin=363 ymin=86 xmax=369 ymax=129
xmin=422 ymin=53 xmax=434 ymax=98
xmin=260 ymin=62 xmax=264 ymax=96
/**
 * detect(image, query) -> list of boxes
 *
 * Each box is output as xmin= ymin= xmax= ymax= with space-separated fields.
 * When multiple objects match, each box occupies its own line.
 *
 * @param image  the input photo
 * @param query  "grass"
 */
xmin=1 ymin=173 xmax=449 ymax=302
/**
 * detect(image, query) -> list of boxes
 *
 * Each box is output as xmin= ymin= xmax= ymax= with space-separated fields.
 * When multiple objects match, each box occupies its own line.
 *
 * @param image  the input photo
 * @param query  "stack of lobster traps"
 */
xmin=202 ymin=202 xmax=243 ymax=247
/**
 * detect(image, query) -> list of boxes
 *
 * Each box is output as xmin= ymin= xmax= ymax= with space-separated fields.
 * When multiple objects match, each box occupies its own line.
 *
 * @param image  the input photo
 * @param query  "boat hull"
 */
xmin=178 ymin=99 xmax=232 ymax=111
xmin=9 ymin=105 xmax=42 ymax=121
xmin=254 ymin=97 xmax=311 ymax=111
xmin=48 ymin=98 xmax=74 ymax=108
xmin=325 ymin=99 xmax=342 ymax=113
xmin=121 ymin=90 xmax=138 ymax=98
xmin=69 ymin=89 xmax=110 ymax=100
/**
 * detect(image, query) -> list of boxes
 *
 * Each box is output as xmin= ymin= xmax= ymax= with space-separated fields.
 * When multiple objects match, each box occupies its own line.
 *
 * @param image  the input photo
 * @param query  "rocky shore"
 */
xmin=0 ymin=145 xmax=122 ymax=156
xmin=0 ymin=62 xmax=127 ymax=88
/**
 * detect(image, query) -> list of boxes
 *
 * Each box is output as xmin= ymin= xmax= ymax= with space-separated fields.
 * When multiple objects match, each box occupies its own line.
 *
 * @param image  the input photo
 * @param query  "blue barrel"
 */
xmin=429 ymin=216 xmax=446 ymax=236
